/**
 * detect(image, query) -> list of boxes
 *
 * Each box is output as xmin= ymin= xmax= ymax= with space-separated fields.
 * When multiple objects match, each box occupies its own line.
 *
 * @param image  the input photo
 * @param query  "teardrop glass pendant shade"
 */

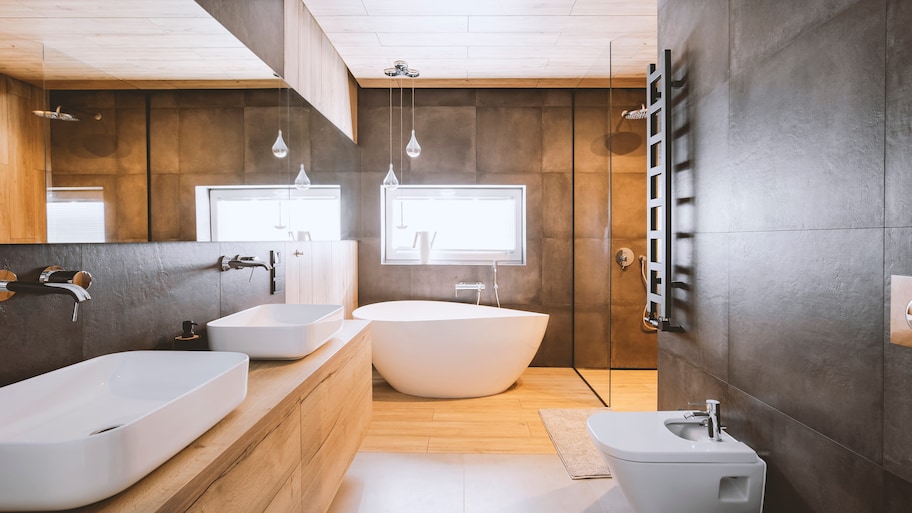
xmin=406 ymin=129 xmax=421 ymax=158
xmin=272 ymin=129 xmax=288 ymax=158
xmin=382 ymin=163 xmax=399 ymax=190
xmin=294 ymin=164 xmax=311 ymax=190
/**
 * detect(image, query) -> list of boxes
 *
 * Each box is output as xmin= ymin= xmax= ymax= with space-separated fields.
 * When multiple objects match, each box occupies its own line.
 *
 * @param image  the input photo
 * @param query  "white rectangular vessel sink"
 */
xmin=0 ymin=350 xmax=248 ymax=512
xmin=207 ymin=304 xmax=344 ymax=360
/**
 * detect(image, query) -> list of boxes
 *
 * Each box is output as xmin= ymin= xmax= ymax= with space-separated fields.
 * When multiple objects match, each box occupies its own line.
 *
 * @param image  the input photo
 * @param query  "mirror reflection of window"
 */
xmin=46 ymin=187 xmax=105 ymax=243
xmin=197 ymin=185 xmax=341 ymax=242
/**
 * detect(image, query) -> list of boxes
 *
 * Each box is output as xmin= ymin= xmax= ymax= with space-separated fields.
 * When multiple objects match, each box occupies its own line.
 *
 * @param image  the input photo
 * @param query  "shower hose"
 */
xmin=639 ymin=255 xmax=658 ymax=332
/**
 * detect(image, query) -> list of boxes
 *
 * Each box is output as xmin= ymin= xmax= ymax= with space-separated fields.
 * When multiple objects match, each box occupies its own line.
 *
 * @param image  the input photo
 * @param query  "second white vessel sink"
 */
xmin=0 ymin=350 xmax=249 ymax=511
xmin=207 ymin=304 xmax=344 ymax=359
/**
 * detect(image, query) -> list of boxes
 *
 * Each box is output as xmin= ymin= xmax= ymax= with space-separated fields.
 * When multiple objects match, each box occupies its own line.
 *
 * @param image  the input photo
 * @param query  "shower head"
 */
xmin=621 ymin=104 xmax=647 ymax=120
xmin=32 ymin=106 xmax=102 ymax=122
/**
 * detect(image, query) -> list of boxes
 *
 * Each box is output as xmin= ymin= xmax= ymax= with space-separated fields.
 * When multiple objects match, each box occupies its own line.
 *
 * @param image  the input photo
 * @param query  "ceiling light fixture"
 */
xmin=382 ymin=61 xmax=420 ymax=190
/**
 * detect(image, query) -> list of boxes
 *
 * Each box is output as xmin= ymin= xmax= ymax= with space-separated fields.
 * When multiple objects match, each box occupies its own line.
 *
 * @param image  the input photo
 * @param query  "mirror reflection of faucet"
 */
xmin=0 ymin=266 xmax=93 ymax=322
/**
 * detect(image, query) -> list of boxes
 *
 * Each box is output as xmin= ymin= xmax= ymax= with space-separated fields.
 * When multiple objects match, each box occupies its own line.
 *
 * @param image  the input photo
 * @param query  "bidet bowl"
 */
xmin=665 ymin=417 xmax=713 ymax=442
xmin=0 ymin=350 xmax=249 ymax=511
xmin=207 ymin=303 xmax=344 ymax=359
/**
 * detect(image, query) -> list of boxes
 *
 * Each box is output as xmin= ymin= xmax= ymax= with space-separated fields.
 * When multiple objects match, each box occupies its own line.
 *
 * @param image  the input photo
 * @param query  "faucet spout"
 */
xmin=219 ymin=255 xmax=272 ymax=271
xmin=1 ymin=281 xmax=91 ymax=302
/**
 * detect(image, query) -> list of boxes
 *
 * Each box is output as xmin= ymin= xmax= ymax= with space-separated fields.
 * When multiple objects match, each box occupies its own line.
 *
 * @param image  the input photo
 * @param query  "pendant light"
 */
xmin=272 ymin=85 xmax=288 ymax=158
xmin=382 ymin=79 xmax=399 ymax=190
xmin=294 ymin=163 xmax=311 ymax=190
xmin=406 ymin=75 xmax=421 ymax=158
xmin=382 ymin=61 xmax=420 ymax=189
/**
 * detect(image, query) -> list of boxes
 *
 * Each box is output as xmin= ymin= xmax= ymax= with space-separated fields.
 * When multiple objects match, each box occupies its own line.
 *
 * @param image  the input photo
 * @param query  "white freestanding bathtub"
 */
xmin=352 ymin=300 xmax=549 ymax=398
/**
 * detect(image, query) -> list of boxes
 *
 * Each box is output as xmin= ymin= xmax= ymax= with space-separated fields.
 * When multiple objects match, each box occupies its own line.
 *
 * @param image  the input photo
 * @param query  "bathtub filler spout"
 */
xmin=455 ymin=282 xmax=485 ymax=304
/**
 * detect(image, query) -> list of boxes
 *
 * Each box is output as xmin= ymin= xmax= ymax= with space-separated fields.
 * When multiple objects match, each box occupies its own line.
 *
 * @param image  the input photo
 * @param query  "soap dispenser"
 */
xmin=174 ymin=320 xmax=200 ymax=346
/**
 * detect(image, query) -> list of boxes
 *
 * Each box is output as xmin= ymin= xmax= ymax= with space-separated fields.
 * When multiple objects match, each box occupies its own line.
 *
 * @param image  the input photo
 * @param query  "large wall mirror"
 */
xmin=1 ymin=42 xmax=360 ymax=245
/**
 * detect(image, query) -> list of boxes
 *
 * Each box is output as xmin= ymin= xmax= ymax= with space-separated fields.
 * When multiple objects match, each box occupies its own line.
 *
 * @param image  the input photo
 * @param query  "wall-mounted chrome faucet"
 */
xmin=0 ymin=266 xmax=93 ymax=322
xmin=219 ymin=255 xmax=272 ymax=282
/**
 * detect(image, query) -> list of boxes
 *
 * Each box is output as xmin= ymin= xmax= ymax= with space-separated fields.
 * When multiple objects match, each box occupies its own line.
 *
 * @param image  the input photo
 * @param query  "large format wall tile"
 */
xmin=730 ymin=0 xmax=872 ymax=77
xmin=658 ymin=232 xmax=730 ymax=381
xmin=883 ymin=228 xmax=912 ymax=481
xmin=885 ymin=0 xmax=912 ymax=228
xmin=729 ymin=228 xmax=883 ymax=461
xmin=726 ymin=386 xmax=884 ymax=513
xmin=729 ymin=0 xmax=885 ymax=232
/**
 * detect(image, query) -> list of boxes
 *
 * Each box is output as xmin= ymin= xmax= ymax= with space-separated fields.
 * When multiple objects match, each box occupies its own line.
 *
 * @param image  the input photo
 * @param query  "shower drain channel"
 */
xmin=89 ymin=424 xmax=123 ymax=436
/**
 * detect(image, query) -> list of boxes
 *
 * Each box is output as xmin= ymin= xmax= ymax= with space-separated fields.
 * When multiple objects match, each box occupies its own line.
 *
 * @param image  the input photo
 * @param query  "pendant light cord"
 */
xmin=388 ymin=78 xmax=393 ymax=168
xmin=399 ymin=78 xmax=404 ymax=179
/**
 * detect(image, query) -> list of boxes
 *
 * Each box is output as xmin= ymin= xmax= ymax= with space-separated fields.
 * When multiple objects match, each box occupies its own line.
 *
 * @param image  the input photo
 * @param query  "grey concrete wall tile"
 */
xmin=574 ymin=238 xmax=611 ymax=305
xmin=532 ymin=305 xmax=572 ymax=367
xmin=729 ymin=229 xmax=884 ymax=461
xmin=150 ymin=107 xmax=180 ymax=173
xmin=883 ymin=228 xmax=912 ymax=481
xmin=610 ymin=172 xmax=646 ymax=240
xmin=731 ymin=0 xmax=870 ymax=78
xmin=609 ymin=302 xmax=657 ymax=368
xmin=728 ymin=1 xmax=885 ymax=232
xmin=477 ymin=107 xmax=542 ymax=173
xmin=574 ymin=172 xmax=609 ymax=238
xmin=542 ymin=107 xmax=572 ymax=173
xmin=573 ymin=304 xmax=610 ymax=368
xmin=542 ymin=238 xmax=572 ymax=305
xmin=885 ymin=0 xmax=912 ymax=228
xmin=659 ymin=232 xmax=730 ymax=381
xmin=409 ymin=106 xmax=477 ymax=175
xmin=178 ymin=107 xmax=245 ymax=174
xmin=477 ymin=89 xmax=545 ymax=107
xmin=542 ymin=172 xmax=572 ymax=238
xmin=726 ymin=386 xmax=884 ymax=513
xmin=573 ymin=107 xmax=610 ymax=173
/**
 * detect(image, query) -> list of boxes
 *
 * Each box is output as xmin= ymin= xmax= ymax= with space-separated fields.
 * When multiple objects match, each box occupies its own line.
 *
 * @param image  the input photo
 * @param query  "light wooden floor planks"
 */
xmin=361 ymin=367 xmax=657 ymax=454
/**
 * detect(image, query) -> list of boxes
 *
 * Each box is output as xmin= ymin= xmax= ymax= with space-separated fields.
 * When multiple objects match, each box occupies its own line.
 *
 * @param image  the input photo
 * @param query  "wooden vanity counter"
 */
xmin=71 ymin=320 xmax=372 ymax=513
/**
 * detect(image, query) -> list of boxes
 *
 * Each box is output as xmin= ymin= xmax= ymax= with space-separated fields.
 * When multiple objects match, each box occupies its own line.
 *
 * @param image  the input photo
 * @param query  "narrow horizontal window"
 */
xmin=196 ymin=185 xmax=341 ymax=242
xmin=47 ymin=187 xmax=105 ymax=243
xmin=381 ymin=185 xmax=526 ymax=265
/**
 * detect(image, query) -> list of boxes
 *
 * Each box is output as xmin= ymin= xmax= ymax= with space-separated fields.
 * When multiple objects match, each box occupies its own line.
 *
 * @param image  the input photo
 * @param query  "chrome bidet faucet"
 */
xmin=685 ymin=399 xmax=723 ymax=441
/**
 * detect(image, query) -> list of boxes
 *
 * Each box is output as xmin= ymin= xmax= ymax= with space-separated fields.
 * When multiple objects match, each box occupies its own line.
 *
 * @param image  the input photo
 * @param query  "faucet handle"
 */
xmin=39 ymin=266 xmax=93 ymax=290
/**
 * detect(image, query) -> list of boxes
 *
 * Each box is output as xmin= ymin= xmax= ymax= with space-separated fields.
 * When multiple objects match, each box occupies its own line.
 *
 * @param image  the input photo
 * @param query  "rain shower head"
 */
xmin=621 ymin=104 xmax=648 ymax=120
xmin=32 ymin=106 xmax=102 ymax=122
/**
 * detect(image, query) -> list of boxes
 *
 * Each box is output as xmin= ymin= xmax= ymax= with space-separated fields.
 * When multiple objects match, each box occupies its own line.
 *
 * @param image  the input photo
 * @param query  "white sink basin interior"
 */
xmin=207 ymin=304 xmax=344 ymax=360
xmin=0 ymin=350 xmax=248 ymax=512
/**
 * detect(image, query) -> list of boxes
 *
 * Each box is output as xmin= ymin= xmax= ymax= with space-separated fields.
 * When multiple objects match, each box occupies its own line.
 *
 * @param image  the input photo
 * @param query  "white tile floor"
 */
xmin=327 ymin=453 xmax=635 ymax=513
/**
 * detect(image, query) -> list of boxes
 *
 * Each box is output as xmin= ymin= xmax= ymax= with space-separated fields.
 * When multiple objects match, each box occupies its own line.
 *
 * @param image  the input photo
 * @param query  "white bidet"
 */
xmin=587 ymin=408 xmax=766 ymax=513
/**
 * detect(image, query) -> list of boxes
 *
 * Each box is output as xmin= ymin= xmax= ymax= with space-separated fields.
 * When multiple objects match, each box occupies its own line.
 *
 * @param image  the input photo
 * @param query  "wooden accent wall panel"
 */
xmin=0 ymin=75 xmax=46 ymax=243
xmin=283 ymin=0 xmax=357 ymax=142
xmin=286 ymin=241 xmax=358 ymax=318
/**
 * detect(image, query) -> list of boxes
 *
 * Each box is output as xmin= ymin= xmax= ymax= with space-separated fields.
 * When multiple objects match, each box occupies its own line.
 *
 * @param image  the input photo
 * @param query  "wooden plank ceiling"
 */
xmin=0 ymin=0 xmax=656 ymax=89
xmin=0 ymin=0 xmax=278 ymax=89
xmin=304 ymin=0 xmax=656 ymax=88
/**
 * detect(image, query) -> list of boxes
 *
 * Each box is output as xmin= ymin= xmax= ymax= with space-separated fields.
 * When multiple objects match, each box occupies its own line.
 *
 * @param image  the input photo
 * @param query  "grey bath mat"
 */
xmin=539 ymin=408 xmax=612 ymax=479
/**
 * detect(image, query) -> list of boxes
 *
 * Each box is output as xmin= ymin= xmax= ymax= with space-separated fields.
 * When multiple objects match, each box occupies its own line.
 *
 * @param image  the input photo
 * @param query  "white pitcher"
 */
xmin=412 ymin=231 xmax=437 ymax=264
